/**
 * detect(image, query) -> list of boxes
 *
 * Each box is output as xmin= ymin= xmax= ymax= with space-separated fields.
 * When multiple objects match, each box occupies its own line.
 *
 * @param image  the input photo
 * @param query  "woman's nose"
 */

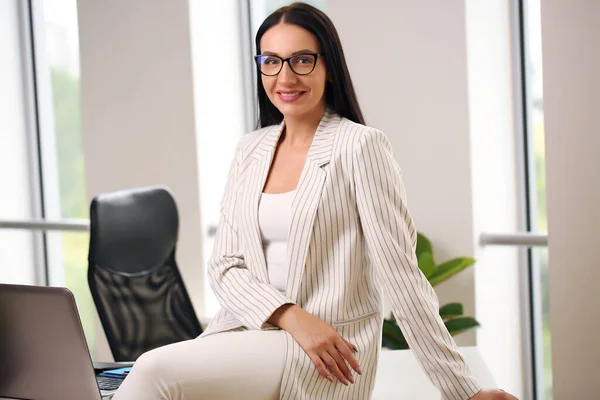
xmin=277 ymin=62 xmax=298 ymax=84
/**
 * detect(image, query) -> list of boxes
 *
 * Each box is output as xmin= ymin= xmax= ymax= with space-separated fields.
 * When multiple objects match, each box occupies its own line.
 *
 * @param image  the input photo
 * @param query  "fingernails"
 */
xmin=357 ymin=366 xmax=362 ymax=375
xmin=327 ymin=375 xmax=334 ymax=382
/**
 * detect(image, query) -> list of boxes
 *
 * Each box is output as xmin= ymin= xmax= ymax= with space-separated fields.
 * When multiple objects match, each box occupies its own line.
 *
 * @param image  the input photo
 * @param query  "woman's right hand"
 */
xmin=268 ymin=304 xmax=362 ymax=385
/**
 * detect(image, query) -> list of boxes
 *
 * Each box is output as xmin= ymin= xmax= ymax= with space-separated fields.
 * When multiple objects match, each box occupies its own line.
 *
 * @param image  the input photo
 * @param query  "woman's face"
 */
xmin=259 ymin=23 xmax=327 ymax=120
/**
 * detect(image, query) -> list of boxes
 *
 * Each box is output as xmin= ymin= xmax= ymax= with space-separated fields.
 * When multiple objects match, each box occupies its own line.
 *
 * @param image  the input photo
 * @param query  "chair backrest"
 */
xmin=88 ymin=186 xmax=202 ymax=361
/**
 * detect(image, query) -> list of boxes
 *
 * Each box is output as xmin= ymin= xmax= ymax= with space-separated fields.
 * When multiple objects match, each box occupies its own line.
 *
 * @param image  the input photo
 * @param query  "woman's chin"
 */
xmin=276 ymin=103 xmax=306 ymax=117
xmin=276 ymin=102 xmax=323 ymax=120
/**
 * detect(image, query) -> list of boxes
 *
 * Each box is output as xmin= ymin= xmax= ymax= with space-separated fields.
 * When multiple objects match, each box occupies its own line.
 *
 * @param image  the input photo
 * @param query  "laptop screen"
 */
xmin=0 ymin=284 xmax=102 ymax=400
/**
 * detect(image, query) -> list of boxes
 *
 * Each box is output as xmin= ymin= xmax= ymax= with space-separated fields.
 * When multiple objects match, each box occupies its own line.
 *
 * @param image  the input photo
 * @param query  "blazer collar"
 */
xmin=251 ymin=107 xmax=341 ymax=167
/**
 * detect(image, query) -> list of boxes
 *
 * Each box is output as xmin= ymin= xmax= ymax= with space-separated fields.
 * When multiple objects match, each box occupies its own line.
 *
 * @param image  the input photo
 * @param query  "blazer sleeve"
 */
xmin=352 ymin=129 xmax=482 ymax=400
xmin=207 ymin=140 xmax=295 ymax=330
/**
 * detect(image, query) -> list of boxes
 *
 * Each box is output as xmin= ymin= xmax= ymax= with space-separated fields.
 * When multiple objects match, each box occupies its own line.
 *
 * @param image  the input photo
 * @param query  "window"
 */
xmin=39 ymin=0 xmax=93 ymax=352
xmin=520 ymin=0 xmax=551 ymax=398
xmin=0 ymin=0 xmax=41 ymax=285
xmin=0 ymin=0 xmax=94 ymax=355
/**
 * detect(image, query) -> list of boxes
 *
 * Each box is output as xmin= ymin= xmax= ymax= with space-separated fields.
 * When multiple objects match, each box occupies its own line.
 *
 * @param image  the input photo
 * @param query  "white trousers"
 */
xmin=112 ymin=329 xmax=287 ymax=400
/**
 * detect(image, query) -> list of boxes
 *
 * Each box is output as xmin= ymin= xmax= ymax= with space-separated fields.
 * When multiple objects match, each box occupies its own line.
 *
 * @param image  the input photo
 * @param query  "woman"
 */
xmin=114 ymin=3 xmax=518 ymax=399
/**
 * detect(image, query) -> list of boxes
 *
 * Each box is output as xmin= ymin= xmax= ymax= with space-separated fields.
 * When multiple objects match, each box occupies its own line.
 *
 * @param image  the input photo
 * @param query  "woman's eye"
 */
xmin=296 ymin=57 xmax=313 ymax=64
xmin=264 ymin=57 xmax=280 ymax=65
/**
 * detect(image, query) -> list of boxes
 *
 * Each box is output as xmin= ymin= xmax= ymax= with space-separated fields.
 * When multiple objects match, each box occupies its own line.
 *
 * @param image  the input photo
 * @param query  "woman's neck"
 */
xmin=281 ymin=103 xmax=326 ymax=149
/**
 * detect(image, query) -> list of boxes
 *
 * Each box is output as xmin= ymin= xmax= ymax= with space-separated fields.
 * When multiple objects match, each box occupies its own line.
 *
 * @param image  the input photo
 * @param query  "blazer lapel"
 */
xmin=245 ymin=123 xmax=285 ymax=284
xmin=285 ymin=109 xmax=340 ymax=303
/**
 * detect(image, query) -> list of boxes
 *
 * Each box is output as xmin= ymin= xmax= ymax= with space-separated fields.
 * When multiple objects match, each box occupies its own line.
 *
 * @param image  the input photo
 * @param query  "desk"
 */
xmin=372 ymin=346 xmax=497 ymax=399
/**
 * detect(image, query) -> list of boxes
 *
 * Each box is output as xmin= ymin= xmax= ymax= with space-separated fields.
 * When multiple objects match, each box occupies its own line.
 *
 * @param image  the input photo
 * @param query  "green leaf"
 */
xmin=444 ymin=317 xmax=480 ymax=336
xmin=439 ymin=303 xmax=463 ymax=320
xmin=416 ymin=232 xmax=433 ymax=261
xmin=382 ymin=333 xmax=408 ymax=350
xmin=428 ymin=257 xmax=476 ymax=286
xmin=418 ymin=251 xmax=436 ymax=278
xmin=382 ymin=318 xmax=403 ymax=339
xmin=381 ymin=318 xmax=409 ymax=350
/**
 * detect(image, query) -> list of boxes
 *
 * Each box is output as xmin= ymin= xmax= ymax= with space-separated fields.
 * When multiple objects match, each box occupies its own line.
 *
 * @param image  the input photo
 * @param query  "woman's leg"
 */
xmin=112 ymin=329 xmax=286 ymax=400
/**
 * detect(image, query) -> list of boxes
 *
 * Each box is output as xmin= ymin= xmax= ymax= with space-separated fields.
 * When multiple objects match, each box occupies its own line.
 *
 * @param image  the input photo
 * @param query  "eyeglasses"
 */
xmin=254 ymin=52 xmax=323 ymax=76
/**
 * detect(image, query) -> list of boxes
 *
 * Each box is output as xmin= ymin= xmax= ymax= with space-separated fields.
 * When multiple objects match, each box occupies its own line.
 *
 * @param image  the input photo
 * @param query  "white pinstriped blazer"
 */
xmin=199 ymin=109 xmax=482 ymax=400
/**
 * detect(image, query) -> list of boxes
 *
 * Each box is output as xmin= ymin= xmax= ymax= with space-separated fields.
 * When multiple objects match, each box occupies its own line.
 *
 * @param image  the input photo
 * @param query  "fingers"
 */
xmin=305 ymin=334 xmax=362 ymax=385
xmin=308 ymin=345 xmax=360 ymax=385
xmin=307 ymin=353 xmax=335 ymax=383
xmin=337 ymin=339 xmax=362 ymax=376
xmin=343 ymin=338 xmax=358 ymax=354
xmin=321 ymin=351 xmax=350 ymax=385
xmin=329 ymin=347 xmax=355 ymax=384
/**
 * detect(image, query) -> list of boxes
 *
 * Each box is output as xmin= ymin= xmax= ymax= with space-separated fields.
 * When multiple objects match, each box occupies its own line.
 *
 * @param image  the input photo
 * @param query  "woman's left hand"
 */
xmin=472 ymin=389 xmax=519 ymax=399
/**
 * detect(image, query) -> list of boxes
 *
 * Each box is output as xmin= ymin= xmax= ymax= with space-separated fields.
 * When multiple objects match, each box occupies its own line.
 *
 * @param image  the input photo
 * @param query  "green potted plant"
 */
xmin=381 ymin=232 xmax=480 ymax=349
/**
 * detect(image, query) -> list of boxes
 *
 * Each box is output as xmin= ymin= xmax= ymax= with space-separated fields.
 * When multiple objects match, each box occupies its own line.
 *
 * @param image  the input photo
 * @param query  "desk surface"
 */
xmin=372 ymin=346 xmax=496 ymax=399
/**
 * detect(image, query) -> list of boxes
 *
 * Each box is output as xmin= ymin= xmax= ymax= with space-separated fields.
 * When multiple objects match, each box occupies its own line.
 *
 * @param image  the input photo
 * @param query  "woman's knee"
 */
xmin=131 ymin=347 xmax=168 ymax=379
xmin=112 ymin=347 xmax=174 ymax=400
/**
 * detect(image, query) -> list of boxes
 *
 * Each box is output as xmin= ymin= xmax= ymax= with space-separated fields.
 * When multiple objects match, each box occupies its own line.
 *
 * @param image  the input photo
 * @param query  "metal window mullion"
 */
xmin=513 ymin=0 xmax=544 ymax=398
xmin=17 ymin=0 xmax=48 ymax=286
xmin=523 ymin=4 xmax=548 ymax=399
xmin=521 ymin=0 xmax=549 ymax=398
xmin=28 ymin=0 xmax=66 ymax=287
xmin=239 ymin=0 xmax=257 ymax=132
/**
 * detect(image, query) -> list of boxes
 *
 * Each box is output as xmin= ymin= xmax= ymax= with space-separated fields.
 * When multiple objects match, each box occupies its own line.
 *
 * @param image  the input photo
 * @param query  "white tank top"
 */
xmin=258 ymin=190 xmax=296 ymax=294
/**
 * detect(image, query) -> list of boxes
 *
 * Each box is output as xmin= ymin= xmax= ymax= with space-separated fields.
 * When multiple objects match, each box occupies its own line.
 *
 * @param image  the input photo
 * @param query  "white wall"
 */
xmin=77 ymin=0 xmax=203 ymax=360
xmin=541 ymin=1 xmax=600 ymax=397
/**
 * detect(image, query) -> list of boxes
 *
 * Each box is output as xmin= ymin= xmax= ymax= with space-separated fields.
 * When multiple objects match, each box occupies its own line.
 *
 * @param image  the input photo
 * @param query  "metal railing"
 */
xmin=480 ymin=232 xmax=547 ymax=247
xmin=0 ymin=219 xmax=89 ymax=232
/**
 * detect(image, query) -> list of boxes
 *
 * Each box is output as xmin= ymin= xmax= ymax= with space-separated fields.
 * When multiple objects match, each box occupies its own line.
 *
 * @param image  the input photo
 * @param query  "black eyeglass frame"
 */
xmin=254 ymin=52 xmax=324 ymax=76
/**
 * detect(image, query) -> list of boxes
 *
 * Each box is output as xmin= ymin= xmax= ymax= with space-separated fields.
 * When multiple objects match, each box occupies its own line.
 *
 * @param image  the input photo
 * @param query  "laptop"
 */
xmin=0 ymin=283 xmax=129 ymax=400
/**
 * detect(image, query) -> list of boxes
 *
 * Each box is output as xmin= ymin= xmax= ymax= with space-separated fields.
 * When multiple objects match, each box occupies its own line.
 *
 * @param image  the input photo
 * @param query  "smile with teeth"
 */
xmin=278 ymin=91 xmax=304 ymax=96
xmin=277 ymin=90 xmax=306 ymax=102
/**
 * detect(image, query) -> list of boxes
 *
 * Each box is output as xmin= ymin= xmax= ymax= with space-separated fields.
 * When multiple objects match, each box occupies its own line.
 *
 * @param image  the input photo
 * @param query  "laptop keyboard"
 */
xmin=97 ymin=375 xmax=124 ymax=391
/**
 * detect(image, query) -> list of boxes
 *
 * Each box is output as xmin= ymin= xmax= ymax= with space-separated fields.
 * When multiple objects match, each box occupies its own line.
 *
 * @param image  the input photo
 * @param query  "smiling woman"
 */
xmin=112 ymin=3 xmax=516 ymax=400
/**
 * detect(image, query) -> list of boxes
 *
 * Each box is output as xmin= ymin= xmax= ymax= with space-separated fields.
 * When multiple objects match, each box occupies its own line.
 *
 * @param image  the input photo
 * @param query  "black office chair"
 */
xmin=87 ymin=186 xmax=203 ymax=362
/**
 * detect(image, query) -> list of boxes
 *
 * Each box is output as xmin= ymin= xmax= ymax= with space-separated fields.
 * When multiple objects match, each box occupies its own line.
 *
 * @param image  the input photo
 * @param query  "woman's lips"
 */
xmin=277 ymin=91 xmax=306 ymax=102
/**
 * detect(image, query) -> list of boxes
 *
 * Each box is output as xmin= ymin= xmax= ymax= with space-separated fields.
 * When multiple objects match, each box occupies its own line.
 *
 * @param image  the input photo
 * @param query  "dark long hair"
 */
xmin=255 ymin=2 xmax=365 ymax=128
